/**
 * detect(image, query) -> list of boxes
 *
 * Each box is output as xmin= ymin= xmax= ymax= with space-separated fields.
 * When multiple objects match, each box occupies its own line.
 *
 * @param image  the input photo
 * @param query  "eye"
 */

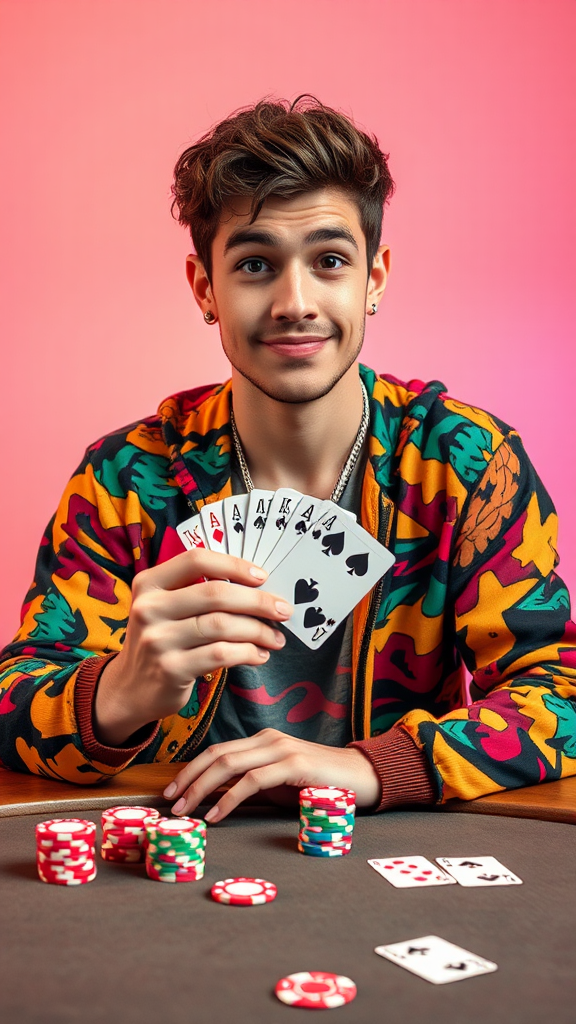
xmin=317 ymin=254 xmax=346 ymax=270
xmin=238 ymin=258 xmax=271 ymax=275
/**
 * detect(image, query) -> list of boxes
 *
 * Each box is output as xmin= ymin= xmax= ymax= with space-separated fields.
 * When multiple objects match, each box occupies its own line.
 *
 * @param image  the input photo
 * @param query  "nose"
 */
xmin=269 ymin=261 xmax=318 ymax=322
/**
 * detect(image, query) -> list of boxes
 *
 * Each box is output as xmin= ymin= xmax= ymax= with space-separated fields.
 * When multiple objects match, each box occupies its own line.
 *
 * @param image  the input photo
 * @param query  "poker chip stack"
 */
xmin=101 ymin=806 xmax=161 ymax=863
xmin=36 ymin=819 xmax=97 ymax=885
xmin=298 ymin=787 xmax=356 ymax=857
xmin=145 ymin=816 xmax=207 ymax=882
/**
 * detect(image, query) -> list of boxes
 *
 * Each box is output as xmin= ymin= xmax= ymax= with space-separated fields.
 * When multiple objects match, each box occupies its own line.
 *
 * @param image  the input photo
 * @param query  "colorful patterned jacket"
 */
xmin=1 ymin=364 xmax=575 ymax=806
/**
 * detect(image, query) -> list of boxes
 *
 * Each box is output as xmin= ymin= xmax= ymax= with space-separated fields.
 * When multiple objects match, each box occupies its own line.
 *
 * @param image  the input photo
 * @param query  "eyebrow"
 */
xmin=223 ymin=225 xmax=359 ymax=256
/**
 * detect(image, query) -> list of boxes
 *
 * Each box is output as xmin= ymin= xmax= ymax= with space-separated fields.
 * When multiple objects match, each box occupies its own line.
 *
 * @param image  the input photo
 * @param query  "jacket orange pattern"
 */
xmin=1 ymin=364 xmax=575 ymax=800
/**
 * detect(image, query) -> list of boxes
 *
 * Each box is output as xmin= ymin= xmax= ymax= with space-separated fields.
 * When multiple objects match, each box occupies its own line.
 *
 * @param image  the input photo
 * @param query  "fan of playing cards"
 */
xmin=177 ymin=487 xmax=395 ymax=650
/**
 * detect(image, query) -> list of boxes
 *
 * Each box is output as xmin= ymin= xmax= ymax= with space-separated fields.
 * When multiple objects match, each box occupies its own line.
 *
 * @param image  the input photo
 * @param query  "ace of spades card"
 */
xmin=261 ymin=506 xmax=395 ymax=649
xmin=223 ymin=494 xmax=250 ymax=558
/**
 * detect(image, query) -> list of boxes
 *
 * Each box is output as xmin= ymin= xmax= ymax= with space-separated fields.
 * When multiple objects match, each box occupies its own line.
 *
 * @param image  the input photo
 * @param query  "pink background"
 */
xmin=1 ymin=0 xmax=574 ymax=645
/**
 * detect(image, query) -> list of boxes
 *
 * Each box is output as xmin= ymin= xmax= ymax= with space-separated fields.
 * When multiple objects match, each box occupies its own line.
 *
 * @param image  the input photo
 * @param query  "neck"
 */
xmin=230 ymin=365 xmax=365 ymax=499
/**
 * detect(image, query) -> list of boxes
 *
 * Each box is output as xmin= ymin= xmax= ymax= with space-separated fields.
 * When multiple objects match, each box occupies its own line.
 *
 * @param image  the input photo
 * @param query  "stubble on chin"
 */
xmin=224 ymin=321 xmax=366 ymax=406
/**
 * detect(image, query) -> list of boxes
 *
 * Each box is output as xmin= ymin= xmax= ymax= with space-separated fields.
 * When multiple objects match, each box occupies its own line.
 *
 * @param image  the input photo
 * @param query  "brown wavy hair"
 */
xmin=171 ymin=95 xmax=394 ymax=282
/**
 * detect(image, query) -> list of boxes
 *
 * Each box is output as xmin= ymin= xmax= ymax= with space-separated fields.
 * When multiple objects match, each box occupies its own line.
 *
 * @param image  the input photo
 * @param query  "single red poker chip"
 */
xmin=101 ymin=806 xmax=160 ymax=826
xmin=210 ymin=877 xmax=277 ymax=906
xmin=146 ymin=817 xmax=206 ymax=838
xmin=36 ymin=819 xmax=96 ymax=843
xmin=299 ymin=787 xmax=356 ymax=812
xmin=274 ymin=971 xmax=357 ymax=1009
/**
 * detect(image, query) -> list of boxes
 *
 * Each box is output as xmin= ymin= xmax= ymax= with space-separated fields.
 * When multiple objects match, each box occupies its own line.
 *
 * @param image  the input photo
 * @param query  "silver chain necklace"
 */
xmin=229 ymin=380 xmax=370 ymax=503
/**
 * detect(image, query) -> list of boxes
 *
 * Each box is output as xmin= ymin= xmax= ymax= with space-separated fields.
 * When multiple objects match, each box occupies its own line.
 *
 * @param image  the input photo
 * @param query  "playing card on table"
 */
xmin=368 ymin=856 xmax=456 ymax=888
xmin=253 ymin=488 xmax=302 ymax=567
xmin=242 ymin=489 xmax=274 ymax=562
xmin=177 ymin=513 xmax=208 ymax=551
xmin=200 ymin=500 xmax=228 ymax=554
xmin=436 ymin=856 xmax=523 ymax=887
xmin=223 ymin=494 xmax=250 ymax=558
xmin=260 ymin=506 xmax=395 ymax=649
xmin=374 ymin=935 xmax=497 ymax=985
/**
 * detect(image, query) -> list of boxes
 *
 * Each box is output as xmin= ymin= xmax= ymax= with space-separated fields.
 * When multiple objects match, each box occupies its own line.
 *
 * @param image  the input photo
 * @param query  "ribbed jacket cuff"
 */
xmin=75 ymin=654 xmax=159 ymax=768
xmin=348 ymin=726 xmax=437 ymax=812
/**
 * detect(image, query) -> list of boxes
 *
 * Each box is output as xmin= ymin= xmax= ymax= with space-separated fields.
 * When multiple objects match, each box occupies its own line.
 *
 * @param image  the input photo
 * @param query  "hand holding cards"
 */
xmin=177 ymin=490 xmax=395 ymax=648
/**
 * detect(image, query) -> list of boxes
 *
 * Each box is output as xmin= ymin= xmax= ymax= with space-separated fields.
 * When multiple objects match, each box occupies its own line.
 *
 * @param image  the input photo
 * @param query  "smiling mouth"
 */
xmin=260 ymin=335 xmax=332 ymax=354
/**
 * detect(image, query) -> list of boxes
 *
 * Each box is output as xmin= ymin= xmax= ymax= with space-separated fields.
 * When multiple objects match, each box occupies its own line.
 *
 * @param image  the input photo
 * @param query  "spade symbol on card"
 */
xmin=446 ymin=962 xmax=468 ymax=972
xmin=294 ymin=579 xmax=320 ymax=604
xmin=276 ymin=516 xmax=287 ymax=530
xmin=459 ymin=861 xmax=483 ymax=869
xmin=233 ymin=522 xmax=244 ymax=534
xmin=408 ymin=947 xmax=430 ymax=956
xmin=346 ymin=552 xmax=369 ymax=576
xmin=322 ymin=532 xmax=345 ymax=556
xmin=295 ymin=520 xmax=307 ymax=535
xmin=303 ymin=606 xmax=326 ymax=629
xmin=254 ymin=516 xmax=266 ymax=530
xmin=312 ymin=528 xmax=321 ymax=539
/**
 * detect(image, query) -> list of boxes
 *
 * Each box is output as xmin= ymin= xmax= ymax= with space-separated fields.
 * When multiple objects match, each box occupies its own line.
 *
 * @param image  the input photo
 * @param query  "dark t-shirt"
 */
xmin=200 ymin=451 xmax=366 ymax=750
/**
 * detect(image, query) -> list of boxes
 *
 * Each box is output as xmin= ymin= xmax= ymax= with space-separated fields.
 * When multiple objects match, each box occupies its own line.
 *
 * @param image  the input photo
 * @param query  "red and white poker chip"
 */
xmin=299 ymin=787 xmax=356 ymax=812
xmin=275 ymin=971 xmax=357 ymax=1009
xmin=210 ymin=877 xmax=277 ymax=906
xmin=146 ymin=817 xmax=206 ymax=837
xmin=36 ymin=819 xmax=96 ymax=843
xmin=101 ymin=806 xmax=159 ymax=826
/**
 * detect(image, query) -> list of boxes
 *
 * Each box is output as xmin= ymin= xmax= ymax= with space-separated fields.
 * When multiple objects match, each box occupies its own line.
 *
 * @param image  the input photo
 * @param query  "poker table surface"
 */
xmin=1 ymin=766 xmax=575 ymax=1024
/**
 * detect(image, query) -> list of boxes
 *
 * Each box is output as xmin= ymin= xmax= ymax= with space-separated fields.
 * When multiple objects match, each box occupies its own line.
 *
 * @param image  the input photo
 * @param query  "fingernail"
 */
xmin=205 ymin=805 xmax=219 ymax=822
xmin=164 ymin=782 xmax=177 ymax=798
xmin=275 ymin=600 xmax=293 ymax=617
xmin=172 ymin=798 xmax=186 ymax=815
xmin=258 ymin=649 xmax=270 ymax=661
xmin=249 ymin=565 xmax=267 ymax=580
xmin=274 ymin=630 xmax=286 ymax=646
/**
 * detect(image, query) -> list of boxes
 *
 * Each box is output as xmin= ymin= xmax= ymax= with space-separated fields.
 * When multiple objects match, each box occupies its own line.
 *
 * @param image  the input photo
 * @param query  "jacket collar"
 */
xmin=159 ymin=364 xmax=441 ymax=508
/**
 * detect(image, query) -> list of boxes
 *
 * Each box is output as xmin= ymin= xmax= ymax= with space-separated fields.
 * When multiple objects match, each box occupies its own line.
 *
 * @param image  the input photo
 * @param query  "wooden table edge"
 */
xmin=0 ymin=766 xmax=575 ymax=824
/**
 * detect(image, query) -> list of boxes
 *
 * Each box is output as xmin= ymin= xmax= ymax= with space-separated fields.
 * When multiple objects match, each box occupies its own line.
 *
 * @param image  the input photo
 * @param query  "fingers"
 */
xmin=132 ymin=574 xmax=293 ymax=630
xmin=133 ymin=548 xmax=272 ymax=594
xmin=162 ymin=735 xmax=382 ymax=819
xmin=205 ymin=762 xmax=294 ymax=821
xmin=141 ymin=613 xmax=286 ymax=656
xmin=163 ymin=639 xmax=278 ymax=685
xmin=164 ymin=730 xmax=280 ymax=801
xmin=170 ymin=742 xmax=290 ymax=817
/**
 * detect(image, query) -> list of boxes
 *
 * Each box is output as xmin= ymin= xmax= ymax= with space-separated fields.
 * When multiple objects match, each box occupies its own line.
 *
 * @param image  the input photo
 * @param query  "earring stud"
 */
xmin=368 ymin=303 xmax=378 ymax=316
xmin=204 ymin=310 xmax=217 ymax=324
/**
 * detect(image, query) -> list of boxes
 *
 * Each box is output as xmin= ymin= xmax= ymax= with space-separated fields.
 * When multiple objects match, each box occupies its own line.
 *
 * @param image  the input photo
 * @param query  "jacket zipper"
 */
xmin=352 ymin=494 xmax=394 ymax=741
xmin=177 ymin=668 xmax=229 ymax=760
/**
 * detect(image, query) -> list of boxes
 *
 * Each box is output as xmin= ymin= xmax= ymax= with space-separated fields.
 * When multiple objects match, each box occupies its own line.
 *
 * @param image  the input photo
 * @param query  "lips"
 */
xmin=261 ymin=336 xmax=331 ymax=357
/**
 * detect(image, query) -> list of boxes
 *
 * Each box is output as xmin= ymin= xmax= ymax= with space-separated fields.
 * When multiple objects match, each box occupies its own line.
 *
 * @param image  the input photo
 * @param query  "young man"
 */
xmin=1 ymin=98 xmax=574 ymax=823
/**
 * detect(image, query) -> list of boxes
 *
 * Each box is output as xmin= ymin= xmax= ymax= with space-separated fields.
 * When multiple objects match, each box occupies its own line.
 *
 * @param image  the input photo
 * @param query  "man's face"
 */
xmin=191 ymin=188 xmax=388 ymax=404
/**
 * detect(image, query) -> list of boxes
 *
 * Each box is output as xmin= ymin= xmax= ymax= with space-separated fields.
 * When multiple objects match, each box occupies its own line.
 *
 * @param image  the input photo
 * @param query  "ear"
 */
xmin=366 ymin=244 xmax=391 ymax=311
xmin=186 ymin=255 xmax=217 ymax=318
